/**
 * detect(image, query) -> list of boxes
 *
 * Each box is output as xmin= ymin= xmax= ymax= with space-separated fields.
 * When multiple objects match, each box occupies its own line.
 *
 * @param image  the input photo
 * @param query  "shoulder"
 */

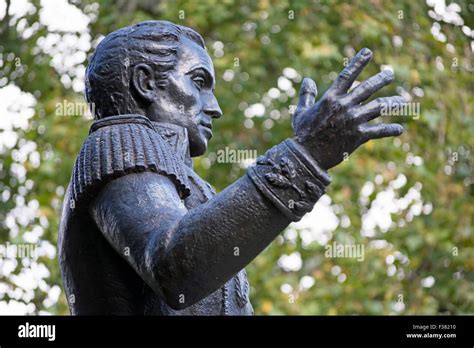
xmin=70 ymin=115 xmax=190 ymax=211
xmin=95 ymin=172 xmax=184 ymax=209
xmin=91 ymin=172 xmax=186 ymax=230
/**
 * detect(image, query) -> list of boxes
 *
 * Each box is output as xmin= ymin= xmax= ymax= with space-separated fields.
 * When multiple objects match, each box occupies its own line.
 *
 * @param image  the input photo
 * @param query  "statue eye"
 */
xmin=192 ymin=76 xmax=205 ymax=90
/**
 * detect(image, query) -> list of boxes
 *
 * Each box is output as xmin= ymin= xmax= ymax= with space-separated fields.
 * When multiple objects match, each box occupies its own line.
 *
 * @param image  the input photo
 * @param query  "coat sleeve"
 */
xmin=89 ymin=138 xmax=331 ymax=310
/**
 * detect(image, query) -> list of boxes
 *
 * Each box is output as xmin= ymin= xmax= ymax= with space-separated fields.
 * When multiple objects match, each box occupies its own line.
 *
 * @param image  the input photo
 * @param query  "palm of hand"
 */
xmin=293 ymin=48 xmax=406 ymax=170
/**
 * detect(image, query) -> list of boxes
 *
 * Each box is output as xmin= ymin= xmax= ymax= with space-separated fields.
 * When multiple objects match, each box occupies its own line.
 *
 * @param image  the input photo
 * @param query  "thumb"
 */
xmin=293 ymin=77 xmax=317 ymax=128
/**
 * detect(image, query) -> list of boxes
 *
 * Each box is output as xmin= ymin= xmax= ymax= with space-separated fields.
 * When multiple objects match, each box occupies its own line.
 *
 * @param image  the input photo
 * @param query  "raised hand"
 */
xmin=293 ymin=48 xmax=406 ymax=170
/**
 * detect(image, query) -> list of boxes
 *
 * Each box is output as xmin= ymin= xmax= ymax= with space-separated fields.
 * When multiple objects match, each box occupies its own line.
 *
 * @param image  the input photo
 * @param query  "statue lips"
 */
xmin=199 ymin=119 xmax=213 ymax=139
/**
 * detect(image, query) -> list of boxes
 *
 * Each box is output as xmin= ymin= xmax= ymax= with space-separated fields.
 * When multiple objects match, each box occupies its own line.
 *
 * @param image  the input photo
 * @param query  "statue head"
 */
xmin=85 ymin=20 xmax=222 ymax=156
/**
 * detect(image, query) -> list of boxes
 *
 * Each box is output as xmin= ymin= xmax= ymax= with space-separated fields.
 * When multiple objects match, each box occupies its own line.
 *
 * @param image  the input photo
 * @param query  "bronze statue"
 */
xmin=58 ymin=20 xmax=405 ymax=315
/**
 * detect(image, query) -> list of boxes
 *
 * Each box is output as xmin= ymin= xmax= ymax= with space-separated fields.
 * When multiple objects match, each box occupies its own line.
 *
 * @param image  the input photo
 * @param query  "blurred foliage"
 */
xmin=0 ymin=0 xmax=472 ymax=315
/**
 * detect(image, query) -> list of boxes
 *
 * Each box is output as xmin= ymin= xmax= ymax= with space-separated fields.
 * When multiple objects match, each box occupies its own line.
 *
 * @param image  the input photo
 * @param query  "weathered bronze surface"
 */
xmin=58 ymin=20 xmax=405 ymax=315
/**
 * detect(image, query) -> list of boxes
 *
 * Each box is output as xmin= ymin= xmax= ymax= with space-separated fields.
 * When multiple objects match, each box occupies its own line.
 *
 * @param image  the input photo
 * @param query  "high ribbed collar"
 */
xmin=89 ymin=114 xmax=193 ymax=168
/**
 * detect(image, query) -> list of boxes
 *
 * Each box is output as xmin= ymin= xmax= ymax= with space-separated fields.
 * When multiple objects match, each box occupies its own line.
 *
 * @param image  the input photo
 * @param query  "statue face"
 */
xmin=146 ymin=37 xmax=222 ymax=157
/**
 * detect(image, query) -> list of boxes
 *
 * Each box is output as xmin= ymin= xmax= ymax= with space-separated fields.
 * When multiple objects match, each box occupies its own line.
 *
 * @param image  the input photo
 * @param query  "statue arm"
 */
xmin=90 ymin=138 xmax=329 ymax=310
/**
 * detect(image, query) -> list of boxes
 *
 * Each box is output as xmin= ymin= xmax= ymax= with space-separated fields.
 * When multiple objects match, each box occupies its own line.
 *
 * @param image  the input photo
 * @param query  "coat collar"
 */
xmin=89 ymin=114 xmax=193 ymax=168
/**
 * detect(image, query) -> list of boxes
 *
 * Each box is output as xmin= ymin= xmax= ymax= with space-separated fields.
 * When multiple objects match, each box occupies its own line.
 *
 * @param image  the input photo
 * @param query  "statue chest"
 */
xmin=183 ymin=168 xmax=217 ymax=208
xmin=178 ymin=168 xmax=253 ymax=315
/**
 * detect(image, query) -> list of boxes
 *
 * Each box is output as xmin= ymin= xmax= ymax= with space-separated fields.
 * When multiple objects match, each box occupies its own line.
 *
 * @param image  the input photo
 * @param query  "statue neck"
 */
xmin=151 ymin=121 xmax=193 ymax=168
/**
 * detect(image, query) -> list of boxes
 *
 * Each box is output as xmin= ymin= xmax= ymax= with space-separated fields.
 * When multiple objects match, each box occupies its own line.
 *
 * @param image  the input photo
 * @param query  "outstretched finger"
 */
xmin=359 ymin=123 xmax=404 ymax=142
xmin=293 ymin=77 xmax=318 ymax=128
xmin=353 ymin=96 xmax=406 ymax=124
xmin=348 ymin=70 xmax=394 ymax=104
xmin=332 ymin=48 xmax=373 ymax=93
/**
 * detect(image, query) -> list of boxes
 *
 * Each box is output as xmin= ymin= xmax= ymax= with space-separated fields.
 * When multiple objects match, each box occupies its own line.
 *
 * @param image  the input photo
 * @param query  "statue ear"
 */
xmin=131 ymin=63 xmax=156 ymax=103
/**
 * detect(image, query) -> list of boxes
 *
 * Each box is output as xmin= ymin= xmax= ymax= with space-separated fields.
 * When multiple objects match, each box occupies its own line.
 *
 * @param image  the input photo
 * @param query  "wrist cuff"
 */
xmin=247 ymin=138 xmax=331 ymax=221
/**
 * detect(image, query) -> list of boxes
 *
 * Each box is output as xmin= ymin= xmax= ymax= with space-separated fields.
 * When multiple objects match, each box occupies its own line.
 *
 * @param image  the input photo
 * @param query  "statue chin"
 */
xmin=190 ymin=140 xmax=207 ymax=157
xmin=187 ymin=130 xmax=209 ymax=157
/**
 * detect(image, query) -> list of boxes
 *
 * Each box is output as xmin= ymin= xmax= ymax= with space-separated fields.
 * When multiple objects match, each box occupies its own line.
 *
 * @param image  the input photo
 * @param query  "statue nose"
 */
xmin=204 ymin=98 xmax=223 ymax=119
xmin=204 ymin=107 xmax=222 ymax=119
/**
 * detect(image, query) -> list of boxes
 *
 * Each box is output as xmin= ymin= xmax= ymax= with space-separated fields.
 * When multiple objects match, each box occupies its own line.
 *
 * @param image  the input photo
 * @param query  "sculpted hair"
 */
xmin=85 ymin=20 xmax=206 ymax=119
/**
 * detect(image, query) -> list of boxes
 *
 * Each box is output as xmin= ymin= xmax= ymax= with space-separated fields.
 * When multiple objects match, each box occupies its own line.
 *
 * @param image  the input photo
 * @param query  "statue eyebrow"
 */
xmin=187 ymin=67 xmax=215 ymax=89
